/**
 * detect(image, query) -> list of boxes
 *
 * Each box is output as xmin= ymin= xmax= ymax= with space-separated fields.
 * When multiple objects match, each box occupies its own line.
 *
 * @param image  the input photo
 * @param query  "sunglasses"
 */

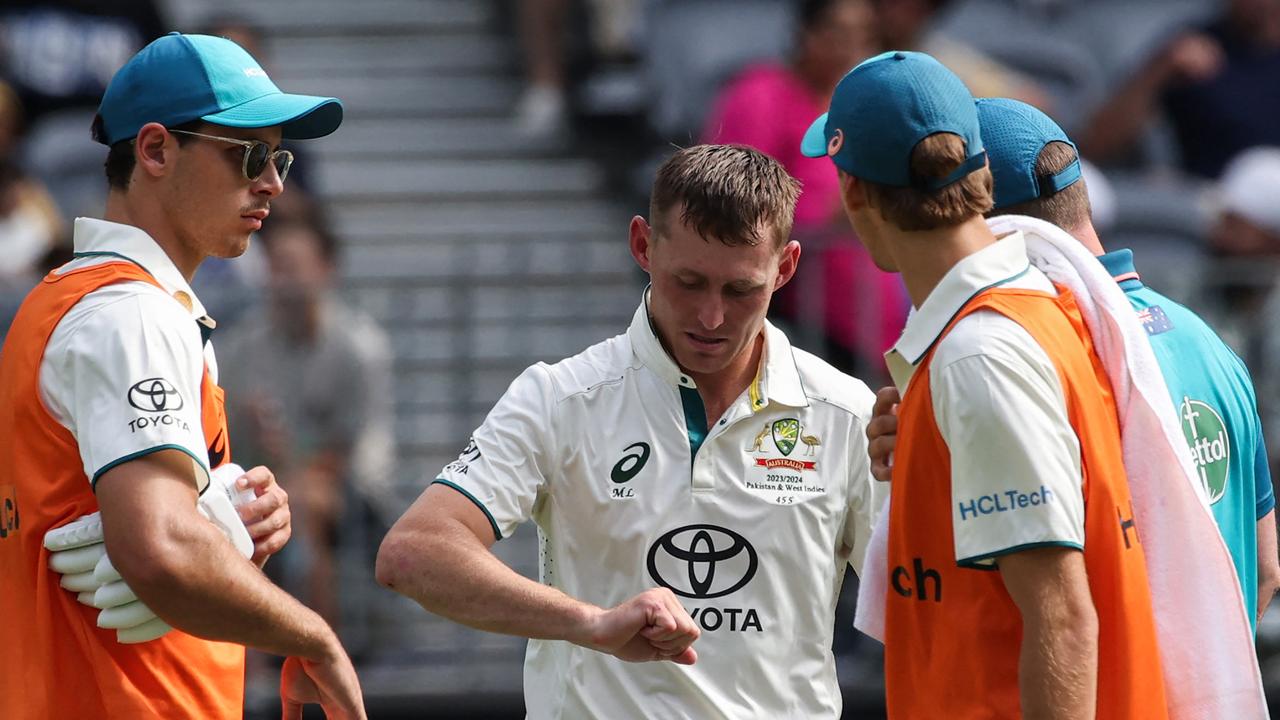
xmin=167 ymin=129 xmax=294 ymax=183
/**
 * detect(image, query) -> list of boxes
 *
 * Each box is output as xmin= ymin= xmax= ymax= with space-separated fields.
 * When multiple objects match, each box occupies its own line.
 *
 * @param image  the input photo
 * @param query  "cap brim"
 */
xmin=800 ymin=113 xmax=829 ymax=158
xmin=203 ymin=92 xmax=344 ymax=139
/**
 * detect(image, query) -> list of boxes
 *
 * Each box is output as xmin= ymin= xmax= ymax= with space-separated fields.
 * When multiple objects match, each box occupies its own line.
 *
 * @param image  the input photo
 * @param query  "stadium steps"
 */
xmin=172 ymin=0 xmax=643 ymax=710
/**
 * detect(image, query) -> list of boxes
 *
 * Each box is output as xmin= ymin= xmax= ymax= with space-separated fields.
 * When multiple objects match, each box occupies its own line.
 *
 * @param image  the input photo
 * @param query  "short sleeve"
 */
xmin=931 ymin=316 xmax=1086 ymax=568
xmin=435 ymin=364 xmax=557 ymax=541
xmin=43 ymin=287 xmax=211 ymax=489
xmin=1254 ymin=415 xmax=1275 ymax=520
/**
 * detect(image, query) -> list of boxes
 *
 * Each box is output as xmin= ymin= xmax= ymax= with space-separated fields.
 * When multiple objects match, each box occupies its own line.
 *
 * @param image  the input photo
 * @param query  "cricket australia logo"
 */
xmin=747 ymin=418 xmax=818 ymax=471
xmin=1180 ymin=397 xmax=1229 ymax=505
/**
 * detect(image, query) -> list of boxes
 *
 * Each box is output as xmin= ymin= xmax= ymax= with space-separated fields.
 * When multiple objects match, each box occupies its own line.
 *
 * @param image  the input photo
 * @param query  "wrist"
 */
xmin=565 ymin=601 xmax=605 ymax=649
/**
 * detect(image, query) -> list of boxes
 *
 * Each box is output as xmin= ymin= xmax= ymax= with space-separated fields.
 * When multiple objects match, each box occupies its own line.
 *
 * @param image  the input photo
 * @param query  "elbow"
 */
xmin=105 ymin=527 xmax=193 ymax=599
xmin=375 ymin=530 xmax=420 ymax=593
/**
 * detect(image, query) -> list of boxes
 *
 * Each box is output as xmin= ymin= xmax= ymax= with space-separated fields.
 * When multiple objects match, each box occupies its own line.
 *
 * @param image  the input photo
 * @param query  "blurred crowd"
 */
xmin=2 ymin=0 xmax=1280 ymax=703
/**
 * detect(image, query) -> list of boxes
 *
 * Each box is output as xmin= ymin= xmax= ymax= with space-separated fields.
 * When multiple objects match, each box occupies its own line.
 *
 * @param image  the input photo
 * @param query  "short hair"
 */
xmin=987 ymin=140 xmax=1091 ymax=230
xmin=104 ymin=119 xmax=203 ymax=191
xmin=860 ymin=133 xmax=994 ymax=232
xmin=649 ymin=144 xmax=801 ymax=248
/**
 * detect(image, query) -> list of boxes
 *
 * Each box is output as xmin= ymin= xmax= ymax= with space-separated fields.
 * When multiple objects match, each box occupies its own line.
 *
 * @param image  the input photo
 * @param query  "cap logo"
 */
xmin=827 ymin=129 xmax=844 ymax=157
xmin=243 ymin=68 xmax=267 ymax=78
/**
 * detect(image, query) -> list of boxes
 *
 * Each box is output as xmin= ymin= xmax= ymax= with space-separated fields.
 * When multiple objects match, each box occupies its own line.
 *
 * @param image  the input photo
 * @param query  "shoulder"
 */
xmin=329 ymin=302 xmax=392 ymax=361
xmin=933 ymin=308 xmax=1052 ymax=371
xmin=790 ymin=346 xmax=875 ymax=420
xmin=528 ymin=331 xmax=636 ymax=404
xmin=53 ymin=280 xmax=198 ymax=350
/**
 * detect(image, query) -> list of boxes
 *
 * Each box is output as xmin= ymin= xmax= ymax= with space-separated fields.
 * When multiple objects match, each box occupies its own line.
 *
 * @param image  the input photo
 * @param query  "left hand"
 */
xmin=867 ymin=386 xmax=900 ymax=483
xmin=234 ymin=465 xmax=291 ymax=567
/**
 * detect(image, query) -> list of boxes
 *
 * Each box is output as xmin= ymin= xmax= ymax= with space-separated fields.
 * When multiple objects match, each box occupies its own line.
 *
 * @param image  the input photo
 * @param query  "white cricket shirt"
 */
xmin=437 ymin=292 xmax=879 ymax=719
xmin=884 ymin=231 xmax=1086 ymax=567
xmin=39 ymin=218 xmax=215 ymax=492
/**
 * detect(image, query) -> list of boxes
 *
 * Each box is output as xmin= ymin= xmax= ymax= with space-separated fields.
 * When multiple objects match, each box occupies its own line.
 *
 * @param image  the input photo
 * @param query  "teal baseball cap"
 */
xmin=975 ymin=97 xmax=1082 ymax=210
xmin=800 ymin=51 xmax=986 ymax=189
xmin=92 ymin=32 xmax=343 ymax=146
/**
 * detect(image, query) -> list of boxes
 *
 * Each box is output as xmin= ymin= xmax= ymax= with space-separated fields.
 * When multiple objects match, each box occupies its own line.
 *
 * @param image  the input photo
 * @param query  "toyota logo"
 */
xmin=128 ymin=378 xmax=184 ymax=413
xmin=647 ymin=524 xmax=758 ymax=599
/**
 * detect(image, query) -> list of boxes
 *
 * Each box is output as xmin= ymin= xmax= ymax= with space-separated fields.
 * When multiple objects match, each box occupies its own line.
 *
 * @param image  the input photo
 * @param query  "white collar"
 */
xmin=626 ymin=289 xmax=808 ymax=410
xmin=70 ymin=217 xmax=209 ymax=320
xmin=885 ymin=230 xmax=1031 ymax=383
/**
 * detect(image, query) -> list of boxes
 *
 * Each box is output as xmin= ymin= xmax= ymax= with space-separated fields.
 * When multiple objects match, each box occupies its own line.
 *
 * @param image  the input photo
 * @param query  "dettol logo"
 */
xmin=1180 ymin=397 xmax=1229 ymax=505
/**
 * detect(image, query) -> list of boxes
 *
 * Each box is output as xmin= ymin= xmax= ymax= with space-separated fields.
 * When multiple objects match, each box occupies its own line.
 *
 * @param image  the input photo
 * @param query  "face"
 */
xmin=265 ymin=224 xmax=333 ymax=313
xmin=153 ymin=122 xmax=286 ymax=263
xmin=838 ymin=172 xmax=899 ymax=272
xmin=630 ymin=213 xmax=799 ymax=378
xmin=804 ymin=0 xmax=876 ymax=81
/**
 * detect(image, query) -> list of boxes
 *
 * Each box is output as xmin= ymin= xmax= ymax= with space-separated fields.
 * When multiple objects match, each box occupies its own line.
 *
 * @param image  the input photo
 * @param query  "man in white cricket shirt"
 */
xmin=377 ymin=144 xmax=881 ymax=719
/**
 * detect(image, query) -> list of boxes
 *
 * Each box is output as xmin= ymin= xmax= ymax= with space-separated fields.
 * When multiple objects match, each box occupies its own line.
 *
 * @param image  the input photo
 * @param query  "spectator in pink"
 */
xmin=702 ymin=0 xmax=907 ymax=379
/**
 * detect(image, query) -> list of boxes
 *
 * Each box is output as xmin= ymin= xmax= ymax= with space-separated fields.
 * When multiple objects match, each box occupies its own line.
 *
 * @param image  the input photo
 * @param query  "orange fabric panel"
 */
xmin=0 ymin=261 xmax=243 ymax=719
xmin=883 ymin=285 xmax=1168 ymax=719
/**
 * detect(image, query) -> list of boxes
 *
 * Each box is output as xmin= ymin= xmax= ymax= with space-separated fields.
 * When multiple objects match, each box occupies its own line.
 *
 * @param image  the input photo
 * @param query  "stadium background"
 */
xmin=1 ymin=0 xmax=1278 ymax=717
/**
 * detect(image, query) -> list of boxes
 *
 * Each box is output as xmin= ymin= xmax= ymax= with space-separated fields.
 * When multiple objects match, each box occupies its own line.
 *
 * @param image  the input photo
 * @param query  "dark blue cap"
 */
xmin=800 ymin=51 xmax=986 ymax=189
xmin=975 ymin=97 xmax=1082 ymax=209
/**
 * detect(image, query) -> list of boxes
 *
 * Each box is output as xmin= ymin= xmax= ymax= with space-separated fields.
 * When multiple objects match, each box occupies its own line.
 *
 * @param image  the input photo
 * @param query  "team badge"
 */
xmin=771 ymin=418 xmax=799 ymax=456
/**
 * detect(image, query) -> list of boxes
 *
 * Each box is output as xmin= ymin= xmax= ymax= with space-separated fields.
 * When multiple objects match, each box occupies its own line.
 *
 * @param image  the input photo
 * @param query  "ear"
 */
xmin=774 ymin=240 xmax=802 ymax=291
xmin=134 ymin=122 xmax=175 ymax=180
xmin=839 ymin=171 xmax=869 ymax=213
xmin=629 ymin=215 xmax=653 ymax=273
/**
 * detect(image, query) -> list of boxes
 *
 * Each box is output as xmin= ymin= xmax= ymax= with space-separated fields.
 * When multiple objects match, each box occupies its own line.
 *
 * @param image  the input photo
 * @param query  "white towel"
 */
xmin=855 ymin=215 xmax=1267 ymax=718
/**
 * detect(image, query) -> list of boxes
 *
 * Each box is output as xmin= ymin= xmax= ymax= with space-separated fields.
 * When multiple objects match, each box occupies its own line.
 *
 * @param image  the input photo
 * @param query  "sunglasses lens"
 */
xmin=245 ymin=142 xmax=271 ymax=180
xmin=274 ymin=151 xmax=293 ymax=183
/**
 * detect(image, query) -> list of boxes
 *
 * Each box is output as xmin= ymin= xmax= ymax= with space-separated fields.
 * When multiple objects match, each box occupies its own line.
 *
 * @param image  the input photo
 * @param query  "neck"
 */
xmin=1072 ymin=221 xmax=1106 ymax=256
xmin=889 ymin=215 xmax=998 ymax=308
xmin=684 ymin=330 xmax=765 ymax=423
xmin=104 ymin=190 xmax=202 ymax=282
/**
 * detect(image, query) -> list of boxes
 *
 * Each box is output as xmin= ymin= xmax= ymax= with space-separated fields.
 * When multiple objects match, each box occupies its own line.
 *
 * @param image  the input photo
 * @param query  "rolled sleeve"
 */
xmin=45 ymin=289 xmax=211 ymax=489
xmin=436 ymin=364 xmax=556 ymax=541
xmin=932 ymin=319 xmax=1085 ymax=568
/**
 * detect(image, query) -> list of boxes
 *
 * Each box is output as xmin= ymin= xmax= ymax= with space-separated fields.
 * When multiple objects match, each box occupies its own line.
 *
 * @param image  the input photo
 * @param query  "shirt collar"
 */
xmin=1097 ymin=248 xmax=1144 ymax=291
xmin=627 ymin=288 xmax=808 ymax=410
xmin=885 ymin=230 xmax=1031 ymax=386
xmin=70 ymin=217 xmax=209 ymax=321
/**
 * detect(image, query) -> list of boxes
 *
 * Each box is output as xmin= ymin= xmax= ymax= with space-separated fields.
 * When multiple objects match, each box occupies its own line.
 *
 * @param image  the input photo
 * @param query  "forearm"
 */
xmin=108 ymin=511 xmax=336 ymax=660
xmin=377 ymin=517 xmax=599 ymax=645
xmin=1077 ymin=61 xmax=1171 ymax=161
xmin=1018 ymin=608 xmax=1098 ymax=719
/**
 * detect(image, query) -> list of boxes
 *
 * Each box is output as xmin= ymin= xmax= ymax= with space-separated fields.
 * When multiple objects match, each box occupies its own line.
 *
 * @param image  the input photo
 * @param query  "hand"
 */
xmin=867 ymin=386 xmax=900 ymax=483
xmin=280 ymin=644 xmax=367 ymax=720
xmin=1161 ymin=33 xmax=1225 ymax=83
xmin=581 ymin=588 xmax=700 ymax=665
xmin=235 ymin=465 xmax=292 ymax=566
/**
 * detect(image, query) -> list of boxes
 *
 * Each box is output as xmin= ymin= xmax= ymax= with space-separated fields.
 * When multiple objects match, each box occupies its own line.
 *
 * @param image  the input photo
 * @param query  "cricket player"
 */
xmin=377 ymin=144 xmax=881 ymax=719
xmin=800 ymin=51 xmax=1168 ymax=717
xmin=975 ymin=96 xmax=1280 ymax=628
xmin=0 ymin=33 xmax=364 ymax=718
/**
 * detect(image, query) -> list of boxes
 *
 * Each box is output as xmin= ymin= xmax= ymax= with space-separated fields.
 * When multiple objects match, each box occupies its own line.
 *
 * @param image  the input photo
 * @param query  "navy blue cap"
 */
xmin=93 ymin=32 xmax=343 ymax=146
xmin=975 ymin=97 xmax=1081 ymax=209
xmin=800 ymin=51 xmax=986 ymax=189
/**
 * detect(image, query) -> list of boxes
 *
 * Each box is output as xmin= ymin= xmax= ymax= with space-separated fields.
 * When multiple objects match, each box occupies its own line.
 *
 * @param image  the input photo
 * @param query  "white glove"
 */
xmin=42 ymin=463 xmax=256 ymax=644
